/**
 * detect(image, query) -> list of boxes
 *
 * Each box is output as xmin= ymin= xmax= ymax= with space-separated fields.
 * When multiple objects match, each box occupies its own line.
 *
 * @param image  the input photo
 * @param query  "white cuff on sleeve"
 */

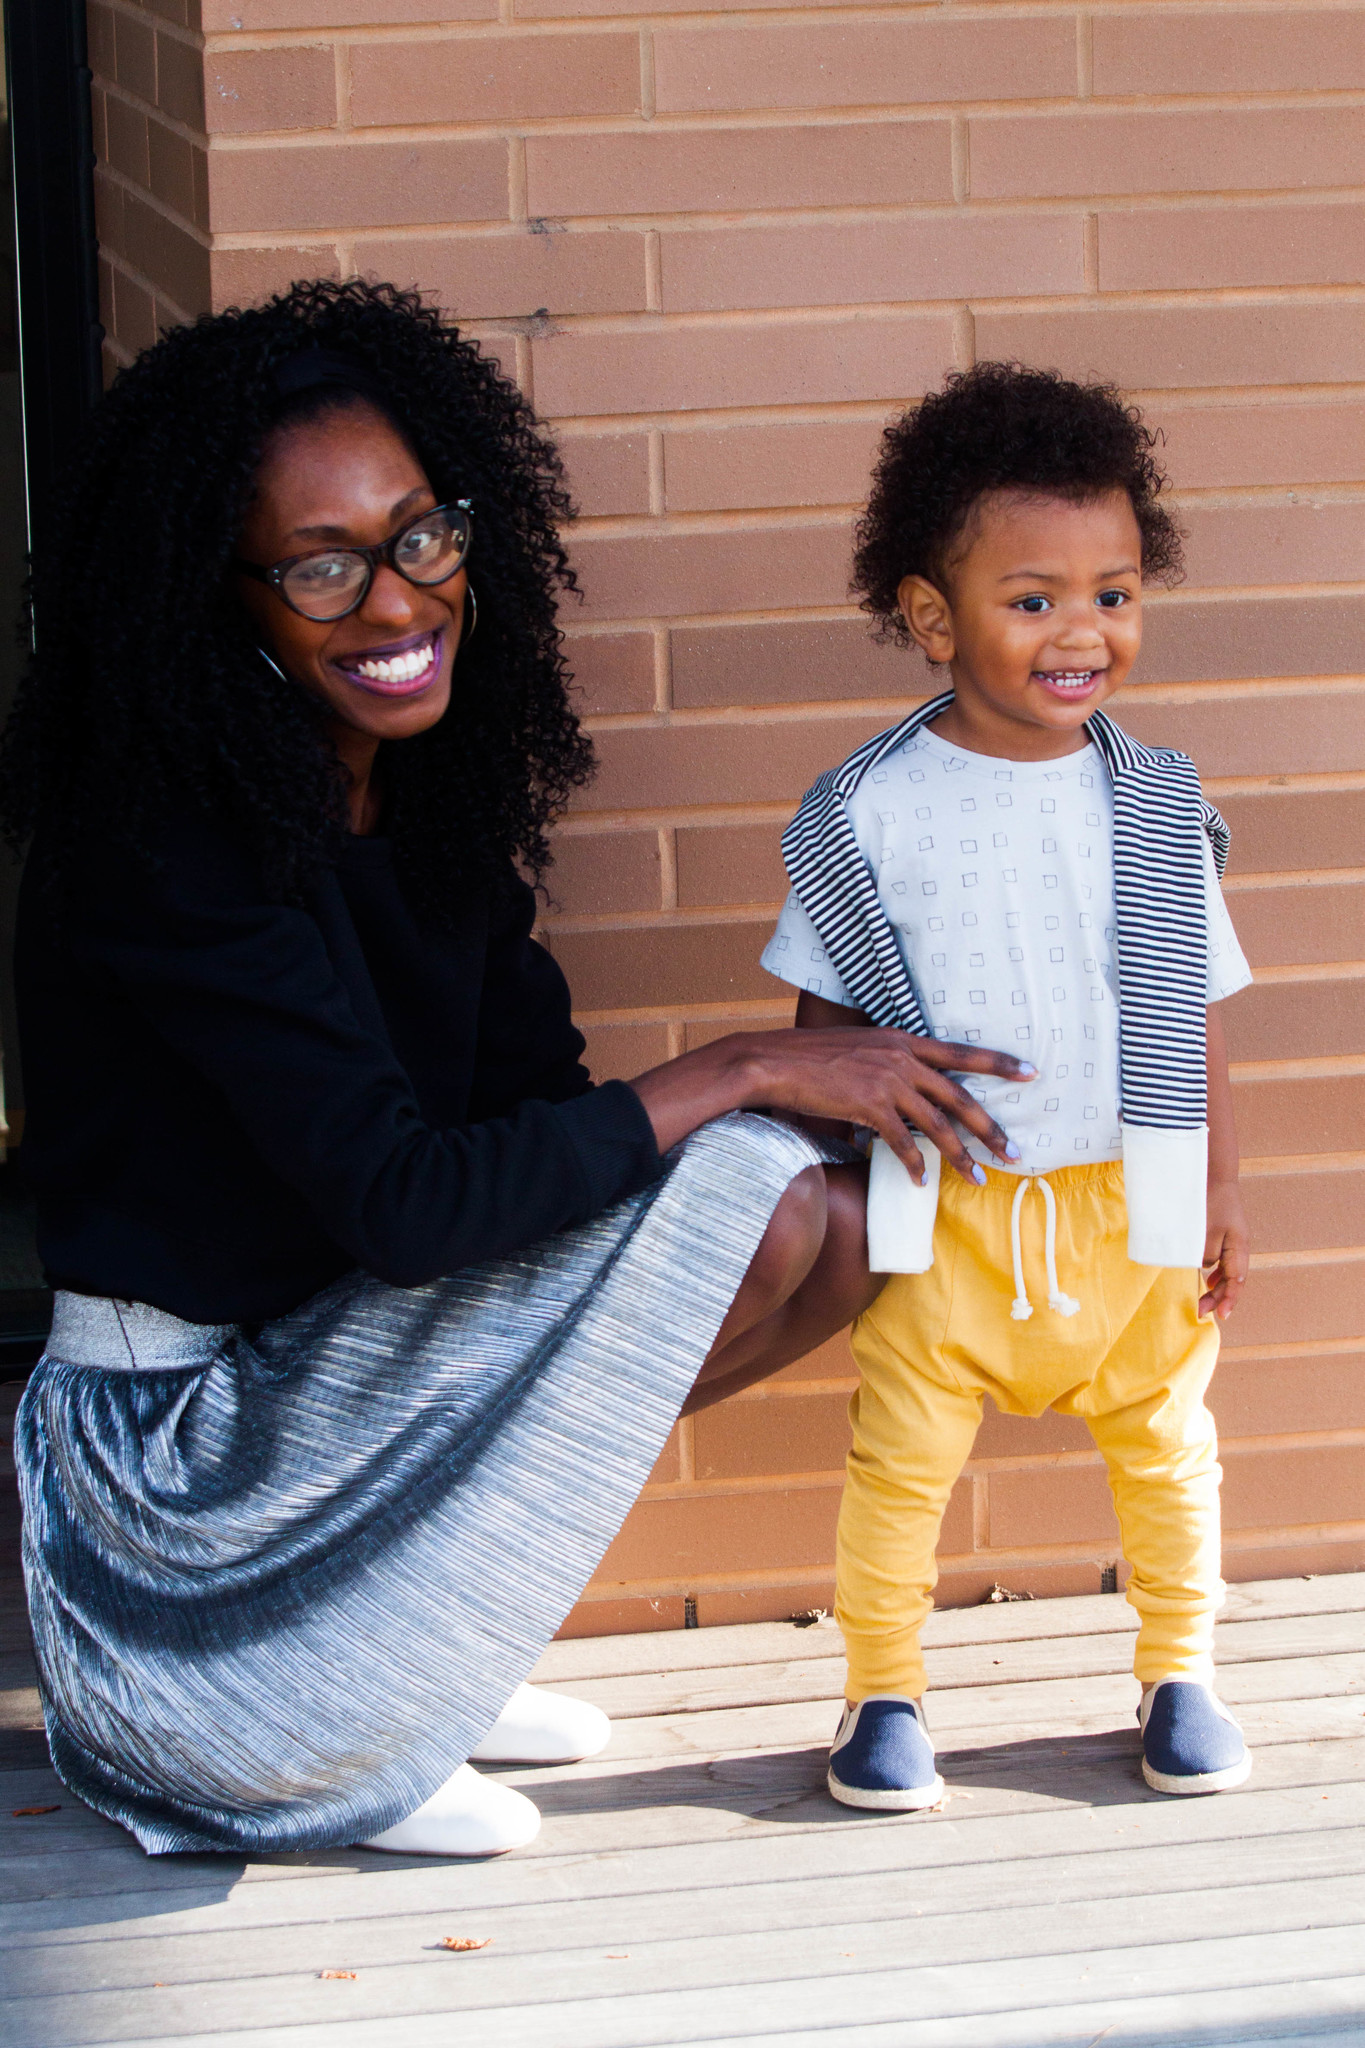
xmin=1122 ymin=1123 xmax=1208 ymax=1268
xmin=867 ymin=1136 xmax=941 ymax=1274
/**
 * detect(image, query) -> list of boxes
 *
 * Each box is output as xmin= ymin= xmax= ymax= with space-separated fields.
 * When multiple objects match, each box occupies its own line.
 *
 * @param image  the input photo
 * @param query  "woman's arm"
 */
xmin=1203 ymin=1003 xmax=1249 ymax=1321
xmin=631 ymin=991 xmax=1034 ymax=1187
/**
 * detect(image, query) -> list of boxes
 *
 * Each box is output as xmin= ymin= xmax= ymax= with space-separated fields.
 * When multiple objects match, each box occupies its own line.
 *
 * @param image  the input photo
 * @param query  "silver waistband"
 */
xmin=45 ymin=1293 xmax=238 ymax=1372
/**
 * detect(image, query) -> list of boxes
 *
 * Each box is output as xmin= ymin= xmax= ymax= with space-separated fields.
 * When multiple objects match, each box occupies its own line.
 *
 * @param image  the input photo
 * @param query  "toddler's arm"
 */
xmin=1203 ymin=1004 xmax=1249 ymax=1322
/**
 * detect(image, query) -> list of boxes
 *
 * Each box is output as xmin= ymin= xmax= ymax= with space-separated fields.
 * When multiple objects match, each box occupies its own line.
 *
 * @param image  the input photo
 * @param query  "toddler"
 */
xmin=763 ymin=364 xmax=1253 ymax=1807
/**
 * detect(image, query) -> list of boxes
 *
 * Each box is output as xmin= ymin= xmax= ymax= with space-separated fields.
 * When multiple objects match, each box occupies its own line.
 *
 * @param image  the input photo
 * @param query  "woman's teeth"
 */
xmin=351 ymin=639 xmax=435 ymax=684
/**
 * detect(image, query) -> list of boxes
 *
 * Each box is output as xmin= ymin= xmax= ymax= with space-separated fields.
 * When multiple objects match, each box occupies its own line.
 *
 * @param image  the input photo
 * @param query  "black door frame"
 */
xmin=4 ymin=0 xmax=102 ymax=544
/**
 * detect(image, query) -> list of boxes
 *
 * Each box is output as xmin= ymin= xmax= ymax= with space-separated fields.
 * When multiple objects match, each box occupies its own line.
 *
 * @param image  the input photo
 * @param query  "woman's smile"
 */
xmin=333 ymin=626 xmax=444 ymax=697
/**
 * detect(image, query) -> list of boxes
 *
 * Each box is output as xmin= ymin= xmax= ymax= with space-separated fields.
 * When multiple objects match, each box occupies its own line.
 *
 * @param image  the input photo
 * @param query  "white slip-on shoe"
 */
xmin=363 ymin=1762 xmax=541 ymax=1856
xmin=468 ymin=1682 xmax=611 ymax=1765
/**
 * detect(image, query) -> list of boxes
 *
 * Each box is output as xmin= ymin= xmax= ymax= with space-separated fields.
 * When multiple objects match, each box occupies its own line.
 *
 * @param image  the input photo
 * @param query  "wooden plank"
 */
xmin=532 ymin=1573 xmax=1365 ymax=1683
xmin=548 ymin=1608 xmax=1365 ymax=1722
xmin=11 ymin=1879 xmax=1365 ymax=2044
xmin=13 ymin=1811 xmax=1365 ymax=2005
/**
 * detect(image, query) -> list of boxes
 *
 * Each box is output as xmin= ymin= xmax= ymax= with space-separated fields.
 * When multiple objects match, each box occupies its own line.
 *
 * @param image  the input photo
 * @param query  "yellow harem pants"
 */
xmin=838 ymin=1159 xmax=1223 ymax=1701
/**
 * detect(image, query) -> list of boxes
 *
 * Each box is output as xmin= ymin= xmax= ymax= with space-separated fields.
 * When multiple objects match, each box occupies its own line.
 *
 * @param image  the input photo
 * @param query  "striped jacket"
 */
xmin=780 ymin=692 xmax=1231 ymax=1268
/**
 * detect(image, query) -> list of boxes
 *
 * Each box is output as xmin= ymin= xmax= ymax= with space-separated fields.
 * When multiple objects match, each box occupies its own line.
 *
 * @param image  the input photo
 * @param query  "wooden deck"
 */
xmin=3 ymin=1435 xmax=1364 ymax=2046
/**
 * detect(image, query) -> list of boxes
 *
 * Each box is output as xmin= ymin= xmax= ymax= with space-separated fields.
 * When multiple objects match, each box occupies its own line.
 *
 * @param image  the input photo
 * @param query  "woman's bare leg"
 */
xmin=683 ymin=1163 xmax=881 ymax=1415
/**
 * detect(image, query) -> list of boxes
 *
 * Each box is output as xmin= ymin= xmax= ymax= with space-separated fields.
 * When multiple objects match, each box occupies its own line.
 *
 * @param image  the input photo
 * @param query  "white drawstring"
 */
xmin=1008 ymin=1175 xmax=1082 ymax=1322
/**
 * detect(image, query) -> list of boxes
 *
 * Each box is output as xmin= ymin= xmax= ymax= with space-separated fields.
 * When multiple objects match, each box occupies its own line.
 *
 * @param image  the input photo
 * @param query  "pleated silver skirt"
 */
xmin=15 ymin=1111 xmax=825 ymax=1855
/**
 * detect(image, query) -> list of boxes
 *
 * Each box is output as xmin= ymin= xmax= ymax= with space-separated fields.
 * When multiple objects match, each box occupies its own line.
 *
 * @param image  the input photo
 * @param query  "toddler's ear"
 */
xmin=898 ymin=574 xmax=954 ymax=666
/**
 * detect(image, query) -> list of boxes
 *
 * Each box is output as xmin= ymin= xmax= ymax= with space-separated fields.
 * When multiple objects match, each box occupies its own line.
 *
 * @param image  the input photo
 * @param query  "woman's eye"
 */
xmin=1014 ymin=594 xmax=1051 ymax=614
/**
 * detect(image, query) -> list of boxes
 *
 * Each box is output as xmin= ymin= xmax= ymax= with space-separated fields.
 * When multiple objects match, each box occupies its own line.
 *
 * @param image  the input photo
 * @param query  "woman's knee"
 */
xmin=746 ymin=1165 xmax=828 ymax=1304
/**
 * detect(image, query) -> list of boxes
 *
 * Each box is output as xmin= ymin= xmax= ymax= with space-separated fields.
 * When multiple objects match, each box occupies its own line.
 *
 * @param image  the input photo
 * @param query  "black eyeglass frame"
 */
xmin=234 ymin=498 xmax=475 ymax=622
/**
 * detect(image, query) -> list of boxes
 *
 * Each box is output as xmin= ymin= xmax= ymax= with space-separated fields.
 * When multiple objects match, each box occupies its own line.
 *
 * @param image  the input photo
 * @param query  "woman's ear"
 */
xmin=897 ymin=574 xmax=955 ymax=666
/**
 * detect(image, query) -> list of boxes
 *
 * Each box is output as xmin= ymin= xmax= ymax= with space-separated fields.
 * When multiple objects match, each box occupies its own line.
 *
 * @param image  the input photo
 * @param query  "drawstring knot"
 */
xmin=1008 ymin=1175 xmax=1082 ymax=1322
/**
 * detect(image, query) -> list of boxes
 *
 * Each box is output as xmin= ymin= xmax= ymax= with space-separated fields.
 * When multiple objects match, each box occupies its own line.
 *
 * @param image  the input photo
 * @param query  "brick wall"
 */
xmin=88 ymin=0 xmax=1365 ymax=1632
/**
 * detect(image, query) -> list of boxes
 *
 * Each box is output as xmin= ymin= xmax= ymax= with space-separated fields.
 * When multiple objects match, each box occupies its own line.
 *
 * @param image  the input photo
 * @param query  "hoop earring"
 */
xmin=256 ymin=645 xmax=290 ymax=685
xmin=462 ymin=582 xmax=478 ymax=646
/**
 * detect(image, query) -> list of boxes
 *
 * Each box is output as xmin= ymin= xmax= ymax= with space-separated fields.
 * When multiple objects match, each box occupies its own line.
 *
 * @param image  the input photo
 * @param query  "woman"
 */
xmin=3 ymin=281 xmax=1026 ymax=1859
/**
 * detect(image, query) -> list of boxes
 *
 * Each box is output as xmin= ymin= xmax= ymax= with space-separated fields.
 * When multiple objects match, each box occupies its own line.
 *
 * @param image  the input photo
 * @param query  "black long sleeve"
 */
xmin=16 ymin=817 xmax=663 ymax=1322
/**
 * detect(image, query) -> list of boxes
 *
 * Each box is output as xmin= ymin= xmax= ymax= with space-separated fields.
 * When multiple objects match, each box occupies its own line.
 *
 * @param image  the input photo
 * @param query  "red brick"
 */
xmin=579 ymin=712 xmax=886 ymax=814
xmin=567 ymin=521 xmax=850 ymax=623
xmin=1212 ymin=1349 xmax=1365 ymax=1438
xmin=544 ymin=918 xmax=774 ymax=1010
xmin=660 ymin=211 xmax=1084 ymax=315
xmin=692 ymin=1583 xmax=838 ymax=1628
xmin=148 ymin=123 xmax=203 ymax=223
xmin=1137 ymin=594 xmax=1365 ymax=685
xmin=557 ymin=1592 xmax=686 ymax=1636
xmin=675 ymin=825 xmax=788 ymax=909
xmin=1160 ymin=400 xmax=1365 ymax=492
xmin=211 ymin=244 xmax=342 ymax=313
xmin=1220 ymin=789 xmax=1365 ymax=877
xmin=563 ymin=631 xmax=655 ymax=716
xmin=654 ymin=17 xmax=1075 ymax=114
xmin=538 ymin=310 xmax=954 ymax=419
xmin=971 ymin=106 xmax=1365 ymax=201
xmin=1224 ymin=1259 xmax=1365 ymax=1351
xmin=88 ymin=4 xmax=116 ymax=81
xmin=664 ymin=420 xmax=882 ymax=514
xmin=693 ymin=1389 xmax=850 ymax=1482
xmin=560 ymin=432 xmax=652 ymax=516
xmin=975 ymin=301 xmax=1365 ymax=391
xmin=1223 ymin=1537 xmax=1365 ymax=1584
xmin=685 ymin=1013 xmax=795 ymax=1054
xmin=119 ymin=185 xmax=211 ymax=315
xmin=1233 ymin=1075 xmax=1365 ymax=1161
xmin=1120 ymin=685 xmax=1365 ymax=783
xmin=112 ymin=268 xmax=159 ymax=357
xmin=105 ymin=94 xmax=150 ymax=187
xmin=525 ymin=121 xmax=954 ymax=220
xmin=203 ymin=0 xmax=494 ymax=22
xmin=1100 ymin=203 xmax=1365 ymax=293
xmin=542 ymin=829 xmax=663 ymax=916
xmin=115 ymin=11 xmax=157 ymax=102
xmin=988 ymin=1462 xmax=1118 ymax=1550
xmin=936 ymin=1560 xmax=1111 ymax=1604
xmin=206 ymin=46 xmax=338 ymax=134
xmin=972 ymin=1407 xmax=1091 ymax=1460
xmin=1224 ymin=976 xmax=1365 ymax=1067
xmin=593 ymin=1483 xmax=842 ymax=1582
xmin=577 ymin=1021 xmax=670 ymax=1083
xmin=1182 ymin=500 xmax=1365 ymax=592
xmin=672 ymin=618 xmax=921 ymax=709
xmin=1242 ymin=1171 xmax=1365 ymax=1256
xmin=156 ymin=30 xmax=205 ymax=127
xmin=1222 ymin=1442 xmax=1365 ymax=1532
xmin=1229 ymin=883 xmax=1365 ymax=973
xmin=356 ymin=228 xmax=647 ymax=322
xmin=208 ymin=139 xmax=508 ymax=234
xmin=1093 ymin=8 xmax=1365 ymax=96
xmin=520 ymin=0 xmax=897 ymax=19
xmin=351 ymin=32 xmax=639 ymax=126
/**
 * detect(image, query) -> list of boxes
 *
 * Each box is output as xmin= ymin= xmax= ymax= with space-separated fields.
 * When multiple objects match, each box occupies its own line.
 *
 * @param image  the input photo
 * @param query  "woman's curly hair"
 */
xmin=0 ymin=277 xmax=594 ymax=918
xmin=852 ymin=361 xmax=1183 ymax=643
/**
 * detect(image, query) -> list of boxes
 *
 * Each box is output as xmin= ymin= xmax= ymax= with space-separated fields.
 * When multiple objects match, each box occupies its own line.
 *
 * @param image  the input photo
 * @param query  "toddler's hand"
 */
xmin=1201 ymin=1182 xmax=1249 ymax=1321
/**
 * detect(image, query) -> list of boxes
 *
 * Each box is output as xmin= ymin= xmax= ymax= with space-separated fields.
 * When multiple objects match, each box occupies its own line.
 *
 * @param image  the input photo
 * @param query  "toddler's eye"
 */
xmin=1013 ymin=594 xmax=1051 ymax=614
xmin=1096 ymin=589 xmax=1130 ymax=608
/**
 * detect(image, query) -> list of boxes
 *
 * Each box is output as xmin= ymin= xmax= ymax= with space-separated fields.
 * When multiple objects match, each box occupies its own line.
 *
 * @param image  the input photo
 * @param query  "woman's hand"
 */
xmin=1201 ymin=1181 xmax=1250 ymax=1322
xmin=631 ymin=1027 xmax=1034 ymax=1185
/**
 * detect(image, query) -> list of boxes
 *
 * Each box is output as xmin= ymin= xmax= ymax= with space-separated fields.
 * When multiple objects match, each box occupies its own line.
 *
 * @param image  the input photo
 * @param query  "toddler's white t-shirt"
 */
xmin=761 ymin=725 xmax=1253 ymax=1175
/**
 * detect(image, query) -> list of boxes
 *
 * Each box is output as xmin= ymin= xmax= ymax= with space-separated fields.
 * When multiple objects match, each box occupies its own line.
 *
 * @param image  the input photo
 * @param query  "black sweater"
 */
xmin=15 ymin=818 xmax=663 ymax=1324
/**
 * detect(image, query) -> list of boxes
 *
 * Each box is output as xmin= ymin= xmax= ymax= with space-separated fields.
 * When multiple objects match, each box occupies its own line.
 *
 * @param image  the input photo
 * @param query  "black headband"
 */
xmin=270 ymin=347 xmax=390 ymax=412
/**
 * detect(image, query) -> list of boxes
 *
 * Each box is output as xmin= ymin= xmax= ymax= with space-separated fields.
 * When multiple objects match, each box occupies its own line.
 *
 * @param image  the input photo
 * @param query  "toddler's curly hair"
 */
xmin=852 ymin=361 xmax=1184 ymax=643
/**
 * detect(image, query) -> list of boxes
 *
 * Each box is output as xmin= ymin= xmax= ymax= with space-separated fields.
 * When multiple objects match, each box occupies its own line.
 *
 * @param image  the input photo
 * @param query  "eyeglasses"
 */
xmin=235 ymin=500 xmax=474 ymax=622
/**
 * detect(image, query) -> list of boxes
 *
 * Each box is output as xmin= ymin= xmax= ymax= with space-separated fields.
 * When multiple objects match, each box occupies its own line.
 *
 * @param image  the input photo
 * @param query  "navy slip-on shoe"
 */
xmin=1139 ymin=1678 xmax=1252 ymax=1795
xmin=827 ymin=1694 xmax=945 ymax=1811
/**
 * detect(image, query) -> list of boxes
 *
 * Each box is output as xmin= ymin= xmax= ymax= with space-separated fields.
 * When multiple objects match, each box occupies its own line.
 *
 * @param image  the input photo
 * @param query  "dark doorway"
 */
xmin=0 ymin=0 xmax=103 ymax=1370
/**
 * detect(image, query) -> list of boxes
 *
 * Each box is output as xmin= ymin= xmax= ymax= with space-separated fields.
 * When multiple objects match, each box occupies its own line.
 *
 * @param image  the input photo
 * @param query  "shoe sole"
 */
xmin=1142 ymin=1753 xmax=1252 ymax=1796
xmin=827 ymin=1767 xmax=945 ymax=1811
